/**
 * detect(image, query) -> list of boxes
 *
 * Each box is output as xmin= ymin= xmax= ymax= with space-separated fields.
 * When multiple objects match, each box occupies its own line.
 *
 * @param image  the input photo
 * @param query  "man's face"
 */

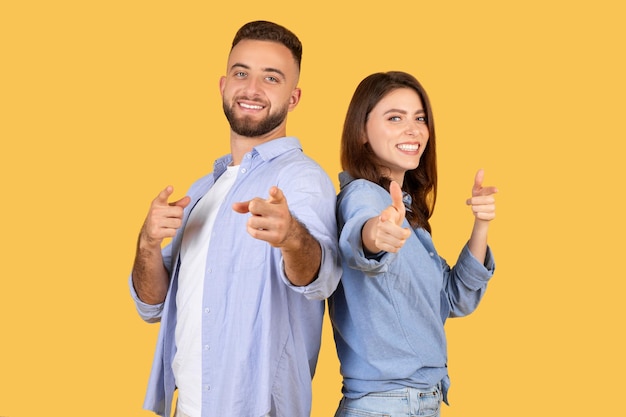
xmin=220 ymin=39 xmax=301 ymax=139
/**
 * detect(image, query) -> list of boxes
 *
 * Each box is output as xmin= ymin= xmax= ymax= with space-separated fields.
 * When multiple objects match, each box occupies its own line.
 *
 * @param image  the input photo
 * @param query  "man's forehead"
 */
xmin=227 ymin=40 xmax=298 ymax=72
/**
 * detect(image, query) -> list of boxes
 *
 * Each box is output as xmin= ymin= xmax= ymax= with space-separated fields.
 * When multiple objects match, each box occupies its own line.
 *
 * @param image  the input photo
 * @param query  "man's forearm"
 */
xmin=281 ymin=219 xmax=322 ymax=286
xmin=132 ymin=240 xmax=170 ymax=304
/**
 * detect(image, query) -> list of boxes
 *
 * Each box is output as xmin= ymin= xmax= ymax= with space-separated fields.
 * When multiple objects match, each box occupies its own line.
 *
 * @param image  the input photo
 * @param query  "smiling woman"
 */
xmin=328 ymin=71 xmax=499 ymax=417
xmin=364 ymin=87 xmax=430 ymax=185
xmin=340 ymin=72 xmax=439 ymax=231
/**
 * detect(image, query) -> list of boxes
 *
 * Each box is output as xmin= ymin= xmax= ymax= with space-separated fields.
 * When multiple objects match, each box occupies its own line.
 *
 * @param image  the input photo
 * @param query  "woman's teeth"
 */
xmin=397 ymin=144 xmax=419 ymax=151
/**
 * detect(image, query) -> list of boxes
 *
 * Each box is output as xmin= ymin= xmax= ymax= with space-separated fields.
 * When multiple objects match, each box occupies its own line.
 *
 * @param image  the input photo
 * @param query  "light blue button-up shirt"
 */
xmin=130 ymin=137 xmax=341 ymax=417
xmin=329 ymin=173 xmax=495 ymax=404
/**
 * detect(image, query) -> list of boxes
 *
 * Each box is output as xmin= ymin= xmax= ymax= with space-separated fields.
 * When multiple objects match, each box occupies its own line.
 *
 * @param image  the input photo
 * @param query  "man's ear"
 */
xmin=219 ymin=76 xmax=226 ymax=96
xmin=288 ymin=87 xmax=302 ymax=110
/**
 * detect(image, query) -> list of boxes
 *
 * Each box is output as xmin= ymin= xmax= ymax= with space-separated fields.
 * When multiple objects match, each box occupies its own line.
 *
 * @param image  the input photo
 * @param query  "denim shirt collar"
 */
xmin=339 ymin=171 xmax=412 ymax=212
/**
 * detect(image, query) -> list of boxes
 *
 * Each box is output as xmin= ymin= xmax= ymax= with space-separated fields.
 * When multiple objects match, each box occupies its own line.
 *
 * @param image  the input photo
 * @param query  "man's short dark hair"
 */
xmin=231 ymin=20 xmax=302 ymax=70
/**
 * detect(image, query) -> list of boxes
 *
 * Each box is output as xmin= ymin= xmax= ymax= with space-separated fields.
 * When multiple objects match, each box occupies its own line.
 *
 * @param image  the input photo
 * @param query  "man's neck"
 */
xmin=229 ymin=130 xmax=286 ymax=165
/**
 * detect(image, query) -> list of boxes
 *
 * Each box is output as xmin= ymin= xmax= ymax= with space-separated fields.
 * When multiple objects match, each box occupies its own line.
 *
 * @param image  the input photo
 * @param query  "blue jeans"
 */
xmin=334 ymin=385 xmax=442 ymax=417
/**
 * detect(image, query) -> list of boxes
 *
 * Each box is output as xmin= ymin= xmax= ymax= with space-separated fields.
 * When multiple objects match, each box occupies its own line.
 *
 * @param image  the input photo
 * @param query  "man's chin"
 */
xmin=224 ymin=104 xmax=287 ymax=138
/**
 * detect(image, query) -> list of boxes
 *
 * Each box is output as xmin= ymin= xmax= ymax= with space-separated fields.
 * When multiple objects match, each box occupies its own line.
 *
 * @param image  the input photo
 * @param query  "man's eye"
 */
xmin=266 ymin=76 xmax=278 ymax=83
xmin=235 ymin=71 xmax=247 ymax=77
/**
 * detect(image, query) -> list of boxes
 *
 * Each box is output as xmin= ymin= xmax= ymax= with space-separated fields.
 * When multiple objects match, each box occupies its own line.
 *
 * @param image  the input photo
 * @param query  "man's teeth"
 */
xmin=240 ymin=103 xmax=263 ymax=109
xmin=397 ymin=144 xmax=419 ymax=151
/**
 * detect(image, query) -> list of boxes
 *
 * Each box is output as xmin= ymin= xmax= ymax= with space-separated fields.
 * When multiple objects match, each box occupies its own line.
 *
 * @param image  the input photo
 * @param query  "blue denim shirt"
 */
xmin=329 ymin=172 xmax=495 ymax=404
xmin=129 ymin=137 xmax=341 ymax=417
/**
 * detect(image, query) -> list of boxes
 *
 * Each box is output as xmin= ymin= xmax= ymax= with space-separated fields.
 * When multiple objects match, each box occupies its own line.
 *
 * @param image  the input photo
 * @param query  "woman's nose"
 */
xmin=405 ymin=121 xmax=420 ymax=136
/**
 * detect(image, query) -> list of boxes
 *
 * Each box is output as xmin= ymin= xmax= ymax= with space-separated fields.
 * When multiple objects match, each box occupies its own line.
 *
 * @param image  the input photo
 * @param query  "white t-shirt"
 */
xmin=173 ymin=165 xmax=238 ymax=416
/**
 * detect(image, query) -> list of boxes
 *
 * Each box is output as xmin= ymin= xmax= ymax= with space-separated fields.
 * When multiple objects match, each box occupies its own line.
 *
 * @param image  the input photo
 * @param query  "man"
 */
xmin=129 ymin=20 xmax=341 ymax=417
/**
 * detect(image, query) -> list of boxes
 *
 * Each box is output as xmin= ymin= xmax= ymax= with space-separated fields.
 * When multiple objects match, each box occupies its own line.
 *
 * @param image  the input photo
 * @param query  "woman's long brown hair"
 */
xmin=340 ymin=71 xmax=437 ymax=233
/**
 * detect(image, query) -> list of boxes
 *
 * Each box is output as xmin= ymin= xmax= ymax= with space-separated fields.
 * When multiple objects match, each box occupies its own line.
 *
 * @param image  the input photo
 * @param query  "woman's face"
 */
xmin=365 ymin=87 xmax=429 ymax=185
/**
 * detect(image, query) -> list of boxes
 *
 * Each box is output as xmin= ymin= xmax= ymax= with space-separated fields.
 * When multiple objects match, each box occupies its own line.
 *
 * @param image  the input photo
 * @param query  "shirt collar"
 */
xmin=211 ymin=136 xmax=302 ymax=179
xmin=253 ymin=136 xmax=302 ymax=162
xmin=339 ymin=171 xmax=413 ymax=212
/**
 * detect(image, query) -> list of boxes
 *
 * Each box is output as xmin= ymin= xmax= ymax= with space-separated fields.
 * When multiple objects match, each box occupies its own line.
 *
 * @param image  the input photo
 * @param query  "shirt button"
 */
xmin=205 ymin=385 xmax=211 ymax=391
xmin=204 ymin=345 xmax=210 ymax=350
xmin=241 ymin=168 xmax=247 ymax=173
xmin=204 ymin=308 xmax=210 ymax=314
xmin=429 ymin=252 xmax=434 ymax=257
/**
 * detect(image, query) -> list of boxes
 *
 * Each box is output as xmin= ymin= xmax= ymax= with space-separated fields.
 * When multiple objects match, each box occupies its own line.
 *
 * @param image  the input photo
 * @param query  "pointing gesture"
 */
xmin=140 ymin=186 xmax=191 ymax=248
xmin=380 ymin=181 xmax=407 ymax=226
xmin=233 ymin=186 xmax=295 ymax=248
xmin=466 ymin=169 xmax=498 ymax=222
xmin=363 ymin=181 xmax=412 ymax=254
xmin=233 ymin=186 xmax=323 ymax=286
xmin=465 ymin=169 xmax=498 ymax=263
xmin=133 ymin=185 xmax=191 ymax=304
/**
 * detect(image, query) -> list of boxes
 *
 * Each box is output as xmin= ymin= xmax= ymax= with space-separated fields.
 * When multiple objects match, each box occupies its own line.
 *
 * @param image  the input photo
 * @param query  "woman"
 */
xmin=329 ymin=71 xmax=498 ymax=417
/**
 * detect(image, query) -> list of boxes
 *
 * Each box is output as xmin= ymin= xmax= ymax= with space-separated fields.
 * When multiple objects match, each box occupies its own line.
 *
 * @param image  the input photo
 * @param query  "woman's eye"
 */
xmin=417 ymin=116 xmax=427 ymax=123
xmin=389 ymin=116 xmax=402 ymax=122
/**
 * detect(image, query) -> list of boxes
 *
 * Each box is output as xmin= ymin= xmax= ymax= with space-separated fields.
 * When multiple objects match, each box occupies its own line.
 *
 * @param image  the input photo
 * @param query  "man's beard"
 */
xmin=222 ymin=99 xmax=288 ymax=138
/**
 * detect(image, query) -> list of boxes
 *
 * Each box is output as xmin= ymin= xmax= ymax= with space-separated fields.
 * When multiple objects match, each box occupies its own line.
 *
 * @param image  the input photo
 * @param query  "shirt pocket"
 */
xmin=229 ymin=237 xmax=270 ymax=272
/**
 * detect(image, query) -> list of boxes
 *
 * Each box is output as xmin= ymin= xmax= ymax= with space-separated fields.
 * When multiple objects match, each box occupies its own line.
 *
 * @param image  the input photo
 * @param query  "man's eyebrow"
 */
xmin=262 ymin=67 xmax=286 ymax=78
xmin=229 ymin=63 xmax=286 ymax=78
xmin=230 ymin=63 xmax=250 ymax=71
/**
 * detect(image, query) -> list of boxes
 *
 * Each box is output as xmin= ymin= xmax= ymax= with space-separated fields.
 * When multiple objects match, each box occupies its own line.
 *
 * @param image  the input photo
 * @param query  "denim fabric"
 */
xmin=334 ymin=385 xmax=442 ymax=417
xmin=330 ymin=174 xmax=495 ymax=402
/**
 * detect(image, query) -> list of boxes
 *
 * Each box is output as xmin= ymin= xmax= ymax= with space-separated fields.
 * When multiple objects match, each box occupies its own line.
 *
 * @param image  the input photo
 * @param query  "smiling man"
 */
xmin=221 ymin=38 xmax=298 ymax=144
xmin=128 ymin=21 xmax=341 ymax=417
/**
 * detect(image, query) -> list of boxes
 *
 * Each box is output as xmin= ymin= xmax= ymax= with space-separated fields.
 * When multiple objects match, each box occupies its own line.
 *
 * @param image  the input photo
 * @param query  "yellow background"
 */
xmin=1 ymin=0 xmax=624 ymax=416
